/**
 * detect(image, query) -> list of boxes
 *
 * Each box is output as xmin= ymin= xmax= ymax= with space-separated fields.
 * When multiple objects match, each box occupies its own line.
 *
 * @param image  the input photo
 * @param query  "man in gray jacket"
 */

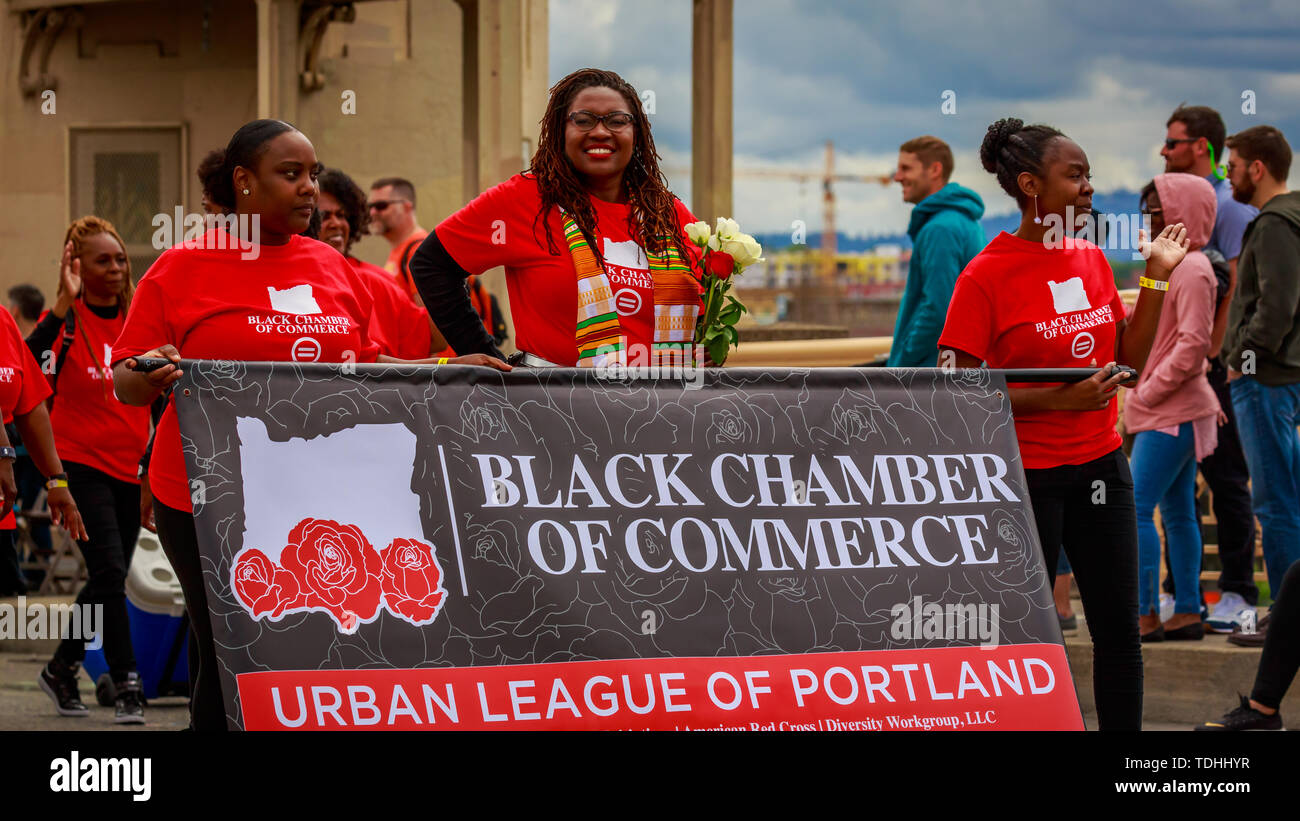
xmin=1224 ymin=125 xmax=1300 ymax=625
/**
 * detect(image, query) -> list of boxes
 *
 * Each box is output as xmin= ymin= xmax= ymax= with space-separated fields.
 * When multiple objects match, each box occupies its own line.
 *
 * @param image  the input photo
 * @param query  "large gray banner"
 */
xmin=175 ymin=363 xmax=1081 ymax=730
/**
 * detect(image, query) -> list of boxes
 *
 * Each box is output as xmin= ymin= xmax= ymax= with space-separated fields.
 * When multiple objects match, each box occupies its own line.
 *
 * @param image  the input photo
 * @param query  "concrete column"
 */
xmin=256 ymin=0 xmax=301 ymax=121
xmin=460 ymin=0 xmax=546 ymax=199
xmin=458 ymin=0 xmax=549 ymax=352
xmin=691 ymin=0 xmax=733 ymax=224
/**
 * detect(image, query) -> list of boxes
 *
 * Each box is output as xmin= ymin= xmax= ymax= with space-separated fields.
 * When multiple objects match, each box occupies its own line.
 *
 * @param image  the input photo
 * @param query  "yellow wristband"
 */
xmin=436 ymin=357 xmax=450 ymax=365
xmin=45 ymin=478 xmax=69 ymax=491
xmin=1139 ymin=276 xmax=1169 ymax=292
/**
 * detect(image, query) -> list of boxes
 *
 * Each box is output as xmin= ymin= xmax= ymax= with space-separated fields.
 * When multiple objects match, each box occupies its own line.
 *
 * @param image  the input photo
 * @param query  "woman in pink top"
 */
xmin=1126 ymin=173 xmax=1221 ymax=641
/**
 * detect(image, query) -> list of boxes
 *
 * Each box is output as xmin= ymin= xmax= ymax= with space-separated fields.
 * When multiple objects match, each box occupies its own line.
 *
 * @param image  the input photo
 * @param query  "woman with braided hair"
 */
xmin=21 ymin=218 xmax=139 ymax=720
xmin=938 ymin=119 xmax=1192 ymax=730
xmin=410 ymin=67 xmax=704 ymax=368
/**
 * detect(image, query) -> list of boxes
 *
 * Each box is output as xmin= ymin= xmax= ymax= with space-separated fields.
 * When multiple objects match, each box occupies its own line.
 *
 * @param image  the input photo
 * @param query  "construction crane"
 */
xmin=667 ymin=141 xmax=894 ymax=326
xmin=726 ymin=140 xmax=892 ymax=258
xmin=669 ymin=140 xmax=891 ymax=273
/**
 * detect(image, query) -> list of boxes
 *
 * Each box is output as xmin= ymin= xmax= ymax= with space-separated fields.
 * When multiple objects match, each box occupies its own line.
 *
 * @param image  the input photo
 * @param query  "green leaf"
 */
xmin=707 ymin=335 xmax=730 ymax=366
xmin=725 ymin=325 xmax=739 ymax=345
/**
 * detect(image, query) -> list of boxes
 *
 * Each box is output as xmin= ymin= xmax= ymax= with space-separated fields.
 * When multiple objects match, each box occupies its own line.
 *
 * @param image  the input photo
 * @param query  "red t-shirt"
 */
xmin=0 ymin=309 xmax=52 ymax=528
xmin=113 ymin=230 xmax=381 ymax=512
xmin=45 ymin=303 xmax=151 ymax=484
xmin=436 ymin=174 xmax=701 ymax=366
xmin=938 ymin=231 xmax=1126 ymax=469
xmin=349 ymin=257 xmax=433 ymax=360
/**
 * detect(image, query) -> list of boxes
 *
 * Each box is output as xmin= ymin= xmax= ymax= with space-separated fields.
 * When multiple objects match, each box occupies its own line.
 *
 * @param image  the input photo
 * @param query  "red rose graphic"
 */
xmin=281 ymin=519 xmax=382 ymax=633
xmin=379 ymin=538 xmax=447 ymax=624
xmin=231 ymin=548 xmax=300 ymax=618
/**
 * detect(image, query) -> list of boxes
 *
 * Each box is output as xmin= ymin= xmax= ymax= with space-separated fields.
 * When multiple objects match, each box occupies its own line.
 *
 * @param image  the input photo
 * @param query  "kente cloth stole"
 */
xmin=562 ymin=211 xmax=700 ymax=367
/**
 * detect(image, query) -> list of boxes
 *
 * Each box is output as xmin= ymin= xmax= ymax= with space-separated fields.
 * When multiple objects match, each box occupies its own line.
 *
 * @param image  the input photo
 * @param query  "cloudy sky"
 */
xmin=550 ymin=0 xmax=1300 ymax=238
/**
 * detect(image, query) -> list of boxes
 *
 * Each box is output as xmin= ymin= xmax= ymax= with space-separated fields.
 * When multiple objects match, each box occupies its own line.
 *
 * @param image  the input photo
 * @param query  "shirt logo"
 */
xmin=1048 ymin=277 xmax=1091 ymax=314
xmin=267 ymin=284 xmax=322 ymax=315
xmin=1071 ymin=332 xmax=1096 ymax=358
xmin=614 ymin=288 xmax=642 ymax=316
xmin=291 ymin=337 xmax=322 ymax=362
xmin=602 ymin=239 xmax=650 ymax=317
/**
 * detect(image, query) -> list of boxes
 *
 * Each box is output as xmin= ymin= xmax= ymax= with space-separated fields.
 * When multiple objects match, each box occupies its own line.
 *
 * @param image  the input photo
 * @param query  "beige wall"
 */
xmin=306 ymin=0 xmax=465 ymax=268
xmin=1 ymin=0 xmax=546 ymax=332
xmin=1 ymin=0 xmax=259 ymax=295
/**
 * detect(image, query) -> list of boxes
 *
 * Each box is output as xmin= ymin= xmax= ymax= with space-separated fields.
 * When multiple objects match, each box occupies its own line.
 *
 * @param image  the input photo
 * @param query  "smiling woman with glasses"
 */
xmin=409 ymin=67 xmax=705 ymax=369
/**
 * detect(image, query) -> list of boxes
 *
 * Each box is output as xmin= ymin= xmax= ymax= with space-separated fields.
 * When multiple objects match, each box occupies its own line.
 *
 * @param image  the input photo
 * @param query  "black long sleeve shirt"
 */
xmin=408 ymin=229 xmax=505 ymax=360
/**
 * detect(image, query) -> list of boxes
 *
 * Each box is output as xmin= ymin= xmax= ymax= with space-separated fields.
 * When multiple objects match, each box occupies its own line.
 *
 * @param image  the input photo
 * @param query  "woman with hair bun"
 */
xmin=111 ymin=119 xmax=510 ymax=730
xmin=26 ymin=216 xmax=150 ymax=723
xmin=939 ymin=118 xmax=1190 ymax=730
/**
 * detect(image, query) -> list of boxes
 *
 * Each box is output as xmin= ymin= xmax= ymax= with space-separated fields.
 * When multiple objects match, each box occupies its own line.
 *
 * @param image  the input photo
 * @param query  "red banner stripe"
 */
xmin=238 ymin=644 xmax=1083 ymax=731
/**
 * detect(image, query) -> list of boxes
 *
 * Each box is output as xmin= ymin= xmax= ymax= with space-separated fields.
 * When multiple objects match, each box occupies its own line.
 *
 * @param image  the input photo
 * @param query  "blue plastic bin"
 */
xmin=83 ymin=532 xmax=189 ymax=699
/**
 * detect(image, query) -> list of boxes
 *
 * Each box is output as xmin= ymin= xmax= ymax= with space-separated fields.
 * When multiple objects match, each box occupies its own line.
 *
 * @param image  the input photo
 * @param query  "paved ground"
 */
xmin=0 ymin=653 xmax=189 ymax=731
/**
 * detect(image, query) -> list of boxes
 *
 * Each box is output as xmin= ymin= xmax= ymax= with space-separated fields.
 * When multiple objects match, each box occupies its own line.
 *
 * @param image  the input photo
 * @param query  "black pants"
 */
xmin=153 ymin=499 xmax=227 ymax=731
xmin=1252 ymin=559 xmax=1300 ymax=710
xmin=1025 ymin=447 xmax=1143 ymax=731
xmin=0 ymin=529 xmax=23 ymax=595
xmin=53 ymin=462 xmax=140 ymax=681
xmin=1164 ymin=359 xmax=1258 ymax=604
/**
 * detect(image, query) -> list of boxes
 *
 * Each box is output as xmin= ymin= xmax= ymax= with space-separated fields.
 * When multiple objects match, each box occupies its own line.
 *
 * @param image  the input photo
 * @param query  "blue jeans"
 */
xmin=1231 ymin=376 xmax=1300 ymax=597
xmin=1132 ymin=424 xmax=1203 ymax=616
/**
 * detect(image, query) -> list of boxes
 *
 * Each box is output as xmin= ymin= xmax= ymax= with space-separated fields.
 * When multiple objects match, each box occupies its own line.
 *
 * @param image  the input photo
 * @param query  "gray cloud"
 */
xmin=550 ymin=0 xmax=1300 ymax=232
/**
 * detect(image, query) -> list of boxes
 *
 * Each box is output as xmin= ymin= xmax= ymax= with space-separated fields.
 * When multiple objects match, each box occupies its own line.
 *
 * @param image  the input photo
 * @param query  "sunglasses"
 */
xmin=367 ymin=199 xmax=408 ymax=212
xmin=1164 ymin=138 xmax=1198 ymax=150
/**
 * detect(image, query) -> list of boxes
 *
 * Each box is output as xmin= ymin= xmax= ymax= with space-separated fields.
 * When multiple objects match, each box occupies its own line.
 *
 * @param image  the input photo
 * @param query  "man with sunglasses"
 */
xmin=369 ymin=177 xmax=429 ymax=296
xmin=1160 ymin=105 xmax=1260 ymax=636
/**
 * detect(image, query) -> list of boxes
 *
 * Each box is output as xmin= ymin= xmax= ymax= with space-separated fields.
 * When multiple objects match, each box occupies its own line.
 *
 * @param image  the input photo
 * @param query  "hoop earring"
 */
xmin=1033 ymin=195 xmax=1042 ymax=225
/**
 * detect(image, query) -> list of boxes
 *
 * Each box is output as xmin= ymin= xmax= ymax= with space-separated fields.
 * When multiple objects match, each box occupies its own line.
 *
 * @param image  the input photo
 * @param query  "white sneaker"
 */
xmin=1207 ymin=592 xmax=1252 ymax=633
xmin=1159 ymin=592 xmax=1175 ymax=623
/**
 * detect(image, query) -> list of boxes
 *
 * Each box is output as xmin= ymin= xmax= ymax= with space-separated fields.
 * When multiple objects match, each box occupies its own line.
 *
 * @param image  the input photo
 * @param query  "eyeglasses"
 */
xmin=567 ymin=111 xmax=634 ymax=132
xmin=367 ymin=199 xmax=408 ymax=212
xmin=1164 ymin=138 xmax=1198 ymax=150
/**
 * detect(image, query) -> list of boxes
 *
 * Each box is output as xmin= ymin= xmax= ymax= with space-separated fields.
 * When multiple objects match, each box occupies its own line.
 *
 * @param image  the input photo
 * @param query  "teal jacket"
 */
xmin=887 ymin=183 xmax=986 ymax=366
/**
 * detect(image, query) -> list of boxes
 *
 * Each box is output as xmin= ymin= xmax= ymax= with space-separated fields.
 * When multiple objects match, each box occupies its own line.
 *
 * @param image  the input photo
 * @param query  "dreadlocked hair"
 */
xmin=980 ymin=118 xmax=1067 ymax=210
xmin=60 ymin=215 xmax=134 ymax=312
xmin=528 ymin=67 xmax=688 ymax=268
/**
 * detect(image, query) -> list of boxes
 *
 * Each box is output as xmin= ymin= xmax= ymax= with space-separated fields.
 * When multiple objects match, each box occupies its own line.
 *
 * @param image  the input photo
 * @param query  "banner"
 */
xmin=175 ymin=363 xmax=1084 ymax=730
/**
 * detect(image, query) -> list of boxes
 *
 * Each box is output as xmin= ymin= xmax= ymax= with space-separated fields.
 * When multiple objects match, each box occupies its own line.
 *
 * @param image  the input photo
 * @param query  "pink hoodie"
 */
xmin=1124 ymin=173 xmax=1220 ymax=458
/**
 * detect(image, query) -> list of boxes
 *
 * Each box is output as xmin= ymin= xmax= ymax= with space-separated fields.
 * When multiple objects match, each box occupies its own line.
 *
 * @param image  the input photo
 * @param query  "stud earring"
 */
xmin=242 ymin=188 xmax=250 ymax=195
xmin=1033 ymin=195 xmax=1042 ymax=225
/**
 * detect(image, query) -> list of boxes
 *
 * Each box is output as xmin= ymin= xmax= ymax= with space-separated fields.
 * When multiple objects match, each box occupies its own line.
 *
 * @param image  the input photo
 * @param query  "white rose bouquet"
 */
xmin=685 ymin=217 xmax=763 ymax=365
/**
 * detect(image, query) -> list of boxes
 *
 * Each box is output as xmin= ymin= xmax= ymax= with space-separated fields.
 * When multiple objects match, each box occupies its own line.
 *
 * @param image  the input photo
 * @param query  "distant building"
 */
xmin=735 ymin=244 xmax=910 ymax=333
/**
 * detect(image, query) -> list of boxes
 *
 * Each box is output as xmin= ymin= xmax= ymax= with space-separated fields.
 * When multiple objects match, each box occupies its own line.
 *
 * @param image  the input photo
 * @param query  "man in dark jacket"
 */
xmin=887 ymin=136 xmax=986 ymax=367
xmin=1223 ymin=125 xmax=1300 ymax=617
